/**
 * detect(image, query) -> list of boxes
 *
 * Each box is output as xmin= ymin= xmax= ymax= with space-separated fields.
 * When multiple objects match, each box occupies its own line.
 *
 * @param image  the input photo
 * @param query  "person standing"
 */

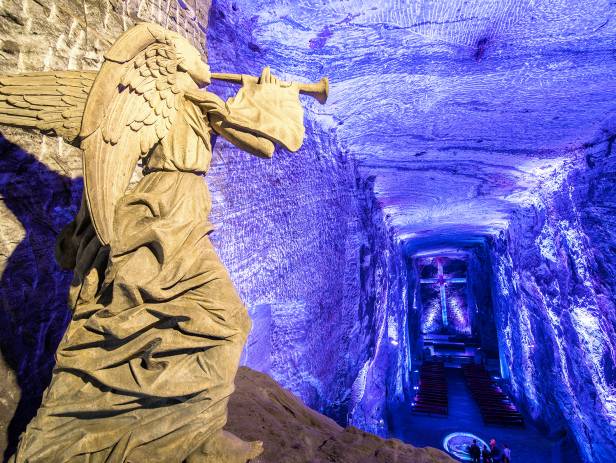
xmin=503 ymin=444 xmax=511 ymax=463
xmin=482 ymin=444 xmax=492 ymax=463
xmin=469 ymin=439 xmax=481 ymax=463
xmin=490 ymin=438 xmax=503 ymax=462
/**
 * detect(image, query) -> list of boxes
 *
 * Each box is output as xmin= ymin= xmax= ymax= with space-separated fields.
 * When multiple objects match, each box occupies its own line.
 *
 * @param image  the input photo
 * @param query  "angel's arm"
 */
xmin=209 ymin=114 xmax=274 ymax=158
xmin=185 ymin=89 xmax=274 ymax=158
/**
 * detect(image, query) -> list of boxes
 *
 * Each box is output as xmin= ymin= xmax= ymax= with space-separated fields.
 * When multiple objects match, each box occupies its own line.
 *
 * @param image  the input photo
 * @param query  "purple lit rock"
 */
xmin=206 ymin=2 xmax=412 ymax=436
xmin=487 ymin=136 xmax=616 ymax=462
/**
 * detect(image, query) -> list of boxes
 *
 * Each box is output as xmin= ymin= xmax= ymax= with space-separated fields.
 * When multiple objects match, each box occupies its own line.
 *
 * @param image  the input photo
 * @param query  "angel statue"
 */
xmin=0 ymin=23 xmax=327 ymax=463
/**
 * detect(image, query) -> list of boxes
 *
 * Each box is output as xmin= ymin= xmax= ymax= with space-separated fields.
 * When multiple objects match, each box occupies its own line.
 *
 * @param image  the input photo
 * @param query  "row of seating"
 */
xmin=462 ymin=364 xmax=524 ymax=427
xmin=411 ymin=360 xmax=448 ymax=416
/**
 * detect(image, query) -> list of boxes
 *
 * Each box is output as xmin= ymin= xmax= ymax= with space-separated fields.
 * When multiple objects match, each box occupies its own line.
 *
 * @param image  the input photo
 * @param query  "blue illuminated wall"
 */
xmin=486 ymin=136 xmax=616 ymax=462
xmin=205 ymin=1 xmax=412 ymax=436
xmin=204 ymin=2 xmax=616 ymax=460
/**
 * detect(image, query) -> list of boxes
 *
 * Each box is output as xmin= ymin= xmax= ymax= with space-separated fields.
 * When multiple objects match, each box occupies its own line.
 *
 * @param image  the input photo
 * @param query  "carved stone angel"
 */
xmin=0 ymin=23 xmax=310 ymax=463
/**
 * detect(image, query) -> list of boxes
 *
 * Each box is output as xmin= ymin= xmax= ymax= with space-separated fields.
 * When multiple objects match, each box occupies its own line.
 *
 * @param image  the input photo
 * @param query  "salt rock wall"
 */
xmin=0 ymin=0 xmax=211 ymax=457
xmin=466 ymin=246 xmax=498 ymax=357
xmin=206 ymin=1 xmax=411 ymax=434
xmin=487 ymin=135 xmax=616 ymax=463
xmin=405 ymin=258 xmax=425 ymax=366
xmin=345 ymin=176 xmax=411 ymax=436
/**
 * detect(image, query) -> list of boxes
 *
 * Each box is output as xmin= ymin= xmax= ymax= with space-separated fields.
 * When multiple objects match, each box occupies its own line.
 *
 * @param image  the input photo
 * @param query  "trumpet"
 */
xmin=211 ymin=72 xmax=329 ymax=105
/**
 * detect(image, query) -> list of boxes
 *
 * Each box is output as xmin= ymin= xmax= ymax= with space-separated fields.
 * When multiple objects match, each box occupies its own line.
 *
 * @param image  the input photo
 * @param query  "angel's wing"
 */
xmin=81 ymin=26 xmax=183 ymax=246
xmin=0 ymin=71 xmax=96 ymax=145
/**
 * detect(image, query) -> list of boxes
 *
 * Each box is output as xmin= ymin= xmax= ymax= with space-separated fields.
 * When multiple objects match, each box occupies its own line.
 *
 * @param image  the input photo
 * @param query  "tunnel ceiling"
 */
xmin=223 ymin=0 xmax=616 ymax=252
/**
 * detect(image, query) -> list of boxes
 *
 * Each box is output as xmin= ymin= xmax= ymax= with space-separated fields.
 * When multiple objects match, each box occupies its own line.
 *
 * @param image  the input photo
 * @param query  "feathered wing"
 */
xmin=81 ymin=38 xmax=182 ymax=246
xmin=0 ymin=71 xmax=96 ymax=145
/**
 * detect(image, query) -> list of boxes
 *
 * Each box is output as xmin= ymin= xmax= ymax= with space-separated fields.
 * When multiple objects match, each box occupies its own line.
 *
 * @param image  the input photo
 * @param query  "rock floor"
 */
xmin=227 ymin=367 xmax=456 ymax=463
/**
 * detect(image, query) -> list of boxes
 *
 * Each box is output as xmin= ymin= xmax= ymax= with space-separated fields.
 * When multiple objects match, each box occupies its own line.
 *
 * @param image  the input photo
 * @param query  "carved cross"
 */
xmin=419 ymin=257 xmax=466 ymax=328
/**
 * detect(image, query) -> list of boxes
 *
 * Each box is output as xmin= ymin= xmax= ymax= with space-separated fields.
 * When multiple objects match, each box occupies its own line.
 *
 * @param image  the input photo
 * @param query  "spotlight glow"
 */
xmin=443 ymin=432 xmax=488 ymax=461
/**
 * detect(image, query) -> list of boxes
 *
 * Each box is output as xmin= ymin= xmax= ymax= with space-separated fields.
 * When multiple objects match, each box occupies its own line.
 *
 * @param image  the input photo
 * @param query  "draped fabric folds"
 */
xmin=10 ymin=101 xmax=254 ymax=462
xmin=10 ymin=78 xmax=303 ymax=463
xmin=225 ymin=81 xmax=305 ymax=152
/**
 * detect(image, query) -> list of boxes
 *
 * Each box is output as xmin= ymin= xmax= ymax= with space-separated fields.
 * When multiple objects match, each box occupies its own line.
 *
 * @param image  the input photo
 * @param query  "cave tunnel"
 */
xmin=0 ymin=0 xmax=615 ymax=462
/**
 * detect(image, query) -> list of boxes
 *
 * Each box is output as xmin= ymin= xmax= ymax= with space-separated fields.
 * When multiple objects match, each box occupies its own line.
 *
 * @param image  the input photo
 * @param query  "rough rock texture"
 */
xmin=224 ymin=0 xmax=616 ymax=250
xmin=219 ymin=1 xmax=613 ymax=459
xmin=345 ymin=177 xmax=410 ymax=435
xmin=487 ymin=137 xmax=616 ymax=463
xmin=208 ymin=10 xmax=615 ymax=460
xmin=228 ymin=367 xmax=454 ymax=463
xmin=406 ymin=250 xmax=499 ymax=359
xmin=207 ymin=1 xmax=411 ymax=436
xmin=467 ymin=247 xmax=498 ymax=357
xmin=205 ymin=118 xmax=408 ymax=434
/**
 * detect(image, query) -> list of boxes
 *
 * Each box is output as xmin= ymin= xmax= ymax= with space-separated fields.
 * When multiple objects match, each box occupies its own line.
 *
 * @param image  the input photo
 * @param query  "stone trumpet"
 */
xmin=210 ymin=72 xmax=329 ymax=105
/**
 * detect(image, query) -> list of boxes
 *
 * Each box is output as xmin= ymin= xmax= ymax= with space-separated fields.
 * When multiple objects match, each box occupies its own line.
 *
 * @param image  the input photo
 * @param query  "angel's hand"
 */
xmin=255 ymin=66 xmax=299 ymax=93
xmin=258 ymin=66 xmax=280 ymax=85
xmin=185 ymin=89 xmax=229 ymax=118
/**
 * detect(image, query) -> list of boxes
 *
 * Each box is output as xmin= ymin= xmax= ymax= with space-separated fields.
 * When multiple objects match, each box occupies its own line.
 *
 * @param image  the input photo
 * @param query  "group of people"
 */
xmin=469 ymin=438 xmax=511 ymax=463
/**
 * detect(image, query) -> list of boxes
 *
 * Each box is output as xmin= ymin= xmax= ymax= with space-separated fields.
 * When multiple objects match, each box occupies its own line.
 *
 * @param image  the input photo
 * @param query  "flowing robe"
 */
xmin=11 ymin=83 xmax=303 ymax=463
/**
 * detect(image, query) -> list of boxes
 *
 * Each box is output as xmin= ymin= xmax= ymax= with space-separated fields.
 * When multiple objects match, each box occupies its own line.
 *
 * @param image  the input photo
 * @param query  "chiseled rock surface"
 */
xmin=207 ymin=3 xmax=411 ymax=437
xmin=213 ymin=0 xmax=616 ymax=248
xmin=229 ymin=367 xmax=454 ymax=463
xmin=487 ymin=136 xmax=616 ymax=463
xmin=209 ymin=1 xmax=616 ymax=461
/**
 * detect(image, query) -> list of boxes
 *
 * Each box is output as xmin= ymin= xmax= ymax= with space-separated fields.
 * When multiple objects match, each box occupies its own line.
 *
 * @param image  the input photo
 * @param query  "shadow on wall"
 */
xmin=0 ymin=135 xmax=80 ymax=461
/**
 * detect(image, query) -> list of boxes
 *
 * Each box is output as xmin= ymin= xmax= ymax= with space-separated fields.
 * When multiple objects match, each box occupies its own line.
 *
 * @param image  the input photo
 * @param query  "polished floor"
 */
xmin=390 ymin=368 xmax=566 ymax=462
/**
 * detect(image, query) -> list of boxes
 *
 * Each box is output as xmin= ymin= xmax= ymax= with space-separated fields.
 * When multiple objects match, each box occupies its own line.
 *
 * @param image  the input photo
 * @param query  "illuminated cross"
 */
xmin=420 ymin=258 xmax=466 ymax=327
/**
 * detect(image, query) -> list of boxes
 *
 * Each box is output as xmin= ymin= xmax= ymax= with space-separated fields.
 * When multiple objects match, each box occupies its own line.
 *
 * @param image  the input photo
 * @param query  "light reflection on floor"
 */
xmin=443 ymin=432 xmax=488 ymax=461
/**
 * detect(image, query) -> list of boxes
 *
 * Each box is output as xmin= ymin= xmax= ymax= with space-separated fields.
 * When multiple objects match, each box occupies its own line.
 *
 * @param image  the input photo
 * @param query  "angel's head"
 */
xmin=105 ymin=23 xmax=212 ymax=88
xmin=173 ymin=38 xmax=211 ymax=87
